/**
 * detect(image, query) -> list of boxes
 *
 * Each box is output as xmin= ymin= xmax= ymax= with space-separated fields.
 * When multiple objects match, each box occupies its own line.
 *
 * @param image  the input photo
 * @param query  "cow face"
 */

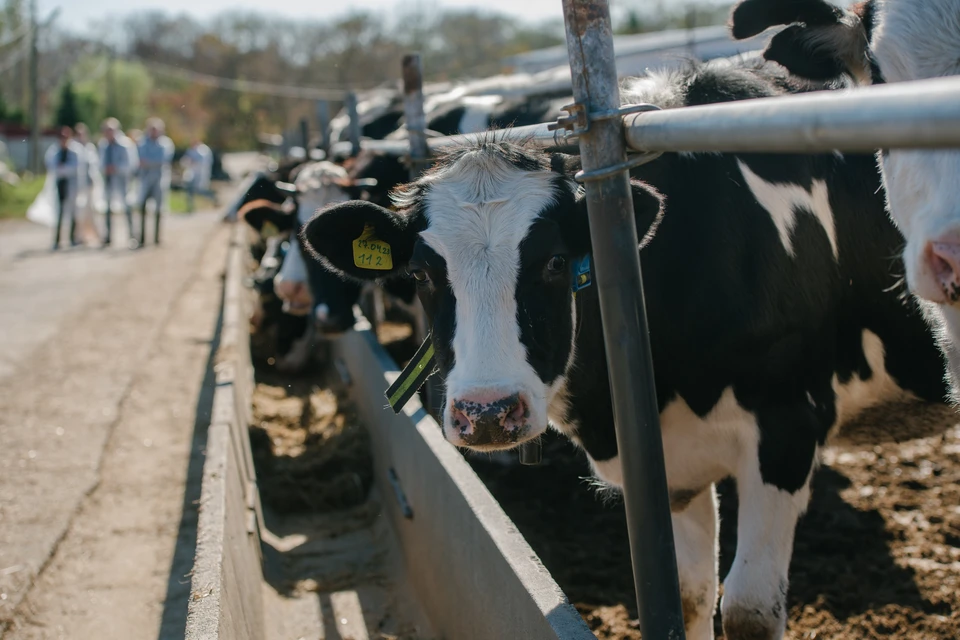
xmin=731 ymin=0 xmax=960 ymax=306
xmin=302 ymin=141 xmax=663 ymax=452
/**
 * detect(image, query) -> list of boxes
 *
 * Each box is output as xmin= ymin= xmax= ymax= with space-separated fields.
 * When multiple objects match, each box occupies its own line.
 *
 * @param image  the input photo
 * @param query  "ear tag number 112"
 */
xmin=353 ymin=223 xmax=393 ymax=270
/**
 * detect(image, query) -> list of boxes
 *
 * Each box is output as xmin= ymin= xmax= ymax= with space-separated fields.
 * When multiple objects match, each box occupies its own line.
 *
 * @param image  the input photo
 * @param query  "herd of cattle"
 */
xmin=233 ymin=0 xmax=960 ymax=638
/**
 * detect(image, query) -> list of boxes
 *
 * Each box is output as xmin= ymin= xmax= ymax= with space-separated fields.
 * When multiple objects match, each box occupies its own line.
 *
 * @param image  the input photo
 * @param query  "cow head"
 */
xmin=731 ymin=0 xmax=960 ymax=307
xmin=301 ymin=140 xmax=663 ymax=451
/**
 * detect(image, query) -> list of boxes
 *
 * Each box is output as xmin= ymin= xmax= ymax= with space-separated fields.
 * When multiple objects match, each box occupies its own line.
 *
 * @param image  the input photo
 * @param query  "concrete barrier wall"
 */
xmin=333 ymin=325 xmax=595 ymax=640
xmin=185 ymin=226 xmax=265 ymax=640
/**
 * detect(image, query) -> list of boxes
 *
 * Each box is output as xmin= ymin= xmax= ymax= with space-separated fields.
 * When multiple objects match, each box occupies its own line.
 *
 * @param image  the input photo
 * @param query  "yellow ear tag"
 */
xmin=352 ymin=223 xmax=393 ymax=270
xmin=261 ymin=220 xmax=279 ymax=239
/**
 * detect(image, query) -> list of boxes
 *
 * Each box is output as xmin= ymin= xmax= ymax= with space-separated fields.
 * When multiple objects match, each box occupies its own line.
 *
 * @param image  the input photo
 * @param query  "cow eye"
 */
xmin=408 ymin=268 xmax=430 ymax=284
xmin=546 ymin=255 xmax=567 ymax=275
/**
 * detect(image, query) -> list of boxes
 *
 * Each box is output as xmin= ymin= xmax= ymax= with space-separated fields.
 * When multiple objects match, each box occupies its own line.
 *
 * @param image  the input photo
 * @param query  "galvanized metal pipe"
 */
xmin=316 ymin=100 xmax=331 ymax=153
xmin=401 ymin=52 xmax=443 ymax=420
xmin=332 ymin=75 xmax=960 ymax=159
xmin=625 ymin=75 xmax=960 ymax=153
xmin=402 ymin=53 xmax=429 ymax=181
xmin=561 ymin=1 xmax=686 ymax=637
xmin=329 ymin=121 xmax=578 ymax=158
xmin=345 ymin=92 xmax=361 ymax=157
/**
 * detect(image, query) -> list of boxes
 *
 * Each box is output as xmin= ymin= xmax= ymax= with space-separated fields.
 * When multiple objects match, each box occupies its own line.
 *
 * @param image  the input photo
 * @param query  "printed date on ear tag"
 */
xmin=353 ymin=223 xmax=393 ymax=270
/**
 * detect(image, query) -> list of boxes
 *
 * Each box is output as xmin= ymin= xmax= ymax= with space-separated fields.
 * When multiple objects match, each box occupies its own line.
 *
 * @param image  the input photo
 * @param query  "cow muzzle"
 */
xmin=911 ymin=229 xmax=960 ymax=306
xmin=447 ymin=391 xmax=534 ymax=450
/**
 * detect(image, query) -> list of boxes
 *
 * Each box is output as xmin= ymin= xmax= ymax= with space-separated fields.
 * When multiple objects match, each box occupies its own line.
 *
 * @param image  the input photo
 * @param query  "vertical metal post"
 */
xmin=28 ymin=0 xmax=39 ymax=175
xmin=561 ymin=1 xmax=686 ymax=637
xmin=401 ymin=52 xmax=440 ymax=418
xmin=402 ymin=53 xmax=429 ymax=181
xmin=299 ymin=117 xmax=309 ymax=151
xmin=316 ymin=100 xmax=331 ymax=153
xmin=345 ymin=92 xmax=361 ymax=157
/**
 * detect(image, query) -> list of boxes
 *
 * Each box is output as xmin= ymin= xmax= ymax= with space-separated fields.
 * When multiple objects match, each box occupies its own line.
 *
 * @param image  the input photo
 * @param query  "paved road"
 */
xmin=0 ymin=212 xmax=229 ymax=639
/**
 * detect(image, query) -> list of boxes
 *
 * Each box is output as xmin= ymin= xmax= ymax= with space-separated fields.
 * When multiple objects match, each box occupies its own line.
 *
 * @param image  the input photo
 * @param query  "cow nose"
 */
xmin=450 ymin=392 xmax=529 ymax=446
xmin=928 ymin=241 xmax=960 ymax=302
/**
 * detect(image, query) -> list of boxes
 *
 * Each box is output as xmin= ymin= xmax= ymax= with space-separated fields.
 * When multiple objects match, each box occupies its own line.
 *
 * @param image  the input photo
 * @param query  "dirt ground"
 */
xmin=0 ymin=214 xmax=230 ymax=639
xmin=470 ymin=412 xmax=960 ymax=639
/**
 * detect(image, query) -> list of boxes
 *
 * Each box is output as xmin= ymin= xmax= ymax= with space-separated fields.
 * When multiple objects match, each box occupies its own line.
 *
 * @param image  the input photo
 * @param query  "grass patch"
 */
xmin=0 ymin=175 xmax=45 ymax=219
xmin=168 ymin=188 xmax=217 ymax=214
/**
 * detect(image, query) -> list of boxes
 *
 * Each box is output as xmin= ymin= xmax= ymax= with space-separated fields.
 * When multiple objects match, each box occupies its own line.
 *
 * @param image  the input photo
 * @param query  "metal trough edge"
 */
xmin=332 ymin=321 xmax=594 ymax=640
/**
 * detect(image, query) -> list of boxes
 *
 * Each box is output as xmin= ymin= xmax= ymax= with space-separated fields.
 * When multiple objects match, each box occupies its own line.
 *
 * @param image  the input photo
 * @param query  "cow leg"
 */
xmin=674 ymin=485 xmax=719 ymax=640
xmin=721 ymin=402 xmax=817 ymax=640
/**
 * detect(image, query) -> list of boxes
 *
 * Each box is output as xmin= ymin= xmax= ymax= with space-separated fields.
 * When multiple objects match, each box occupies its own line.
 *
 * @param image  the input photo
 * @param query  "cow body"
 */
xmin=731 ymin=0 xmax=960 ymax=394
xmin=303 ymin=57 xmax=951 ymax=639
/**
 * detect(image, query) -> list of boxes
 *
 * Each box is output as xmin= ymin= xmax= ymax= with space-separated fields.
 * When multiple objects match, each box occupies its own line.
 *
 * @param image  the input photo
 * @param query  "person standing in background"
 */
xmin=73 ymin=123 xmax=102 ymax=244
xmin=180 ymin=138 xmax=215 ymax=213
xmin=44 ymin=126 xmax=83 ymax=250
xmin=136 ymin=118 xmax=174 ymax=246
xmin=98 ymin=118 xmax=138 ymax=248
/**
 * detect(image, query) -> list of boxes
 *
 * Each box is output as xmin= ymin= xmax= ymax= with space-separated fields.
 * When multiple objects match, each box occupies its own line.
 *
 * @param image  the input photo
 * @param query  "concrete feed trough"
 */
xmin=184 ymin=224 xmax=594 ymax=639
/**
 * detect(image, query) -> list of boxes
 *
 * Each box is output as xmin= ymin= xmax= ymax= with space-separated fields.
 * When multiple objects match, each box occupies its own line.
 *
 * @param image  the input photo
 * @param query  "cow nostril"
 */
xmin=451 ymin=406 xmax=473 ymax=435
xmin=503 ymin=397 xmax=528 ymax=431
xmin=929 ymin=242 xmax=960 ymax=301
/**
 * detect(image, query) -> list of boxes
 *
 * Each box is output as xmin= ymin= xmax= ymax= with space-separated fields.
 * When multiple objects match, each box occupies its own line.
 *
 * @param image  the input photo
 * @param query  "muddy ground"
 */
xmin=469 ymin=417 xmax=960 ymax=639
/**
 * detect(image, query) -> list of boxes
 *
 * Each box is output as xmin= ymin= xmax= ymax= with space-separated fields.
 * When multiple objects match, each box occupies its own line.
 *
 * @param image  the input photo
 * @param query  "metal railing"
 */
xmin=312 ymin=1 xmax=960 ymax=638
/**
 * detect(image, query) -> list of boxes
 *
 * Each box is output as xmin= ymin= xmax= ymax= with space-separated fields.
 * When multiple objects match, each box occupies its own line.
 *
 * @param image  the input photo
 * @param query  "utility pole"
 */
xmin=28 ymin=0 xmax=39 ymax=174
xmin=106 ymin=47 xmax=116 ymax=118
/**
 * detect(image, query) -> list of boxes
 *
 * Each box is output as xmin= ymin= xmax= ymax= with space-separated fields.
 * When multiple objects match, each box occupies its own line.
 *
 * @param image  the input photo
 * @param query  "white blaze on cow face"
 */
xmin=274 ymin=161 xmax=351 ymax=315
xmin=870 ymin=0 xmax=960 ymax=305
xmin=416 ymin=149 xmax=567 ymax=450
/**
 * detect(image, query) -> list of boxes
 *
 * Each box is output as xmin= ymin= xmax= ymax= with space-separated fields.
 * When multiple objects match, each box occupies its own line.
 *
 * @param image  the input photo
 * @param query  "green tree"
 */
xmin=54 ymin=81 xmax=81 ymax=127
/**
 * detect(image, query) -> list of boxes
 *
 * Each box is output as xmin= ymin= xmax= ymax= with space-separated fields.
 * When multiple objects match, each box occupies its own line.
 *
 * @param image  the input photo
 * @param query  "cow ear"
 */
xmin=730 ymin=0 xmax=871 ymax=84
xmin=630 ymin=180 xmax=665 ymax=249
xmin=571 ymin=180 xmax=665 ymax=254
xmin=300 ymin=200 xmax=424 ymax=281
xmin=549 ymin=152 xmax=581 ymax=176
xmin=238 ymin=201 xmax=296 ymax=233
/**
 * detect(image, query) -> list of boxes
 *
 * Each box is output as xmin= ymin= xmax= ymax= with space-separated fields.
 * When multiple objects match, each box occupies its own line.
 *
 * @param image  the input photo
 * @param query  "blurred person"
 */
xmin=180 ymin=138 xmax=215 ymax=212
xmin=136 ymin=118 xmax=174 ymax=246
xmin=43 ymin=126 xmax=84 ymax=250
xmin=73 ymin=123 xmax=103 ymax=244
xmin=99 ymin=117 xmax=139 ymax=248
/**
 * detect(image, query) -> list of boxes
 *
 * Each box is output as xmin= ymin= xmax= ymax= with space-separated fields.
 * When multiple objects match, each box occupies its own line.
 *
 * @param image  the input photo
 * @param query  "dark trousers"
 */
xmin=53 ymin=179 xmax=75 ymax=249
xmin=103 ymin=175 xmax=134 ymax=245
xmin=140 ymin=181 xmax=163 ymax=245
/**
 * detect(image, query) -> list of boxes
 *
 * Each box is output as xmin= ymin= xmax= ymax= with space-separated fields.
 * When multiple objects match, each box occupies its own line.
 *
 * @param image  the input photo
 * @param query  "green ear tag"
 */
xmin=353 ymin=223 xmax=393 ymax=270
xmin=261 ymin=220 xmax=279 ymax=239
xmin=385 ymin=334 xmax=438 ymax=414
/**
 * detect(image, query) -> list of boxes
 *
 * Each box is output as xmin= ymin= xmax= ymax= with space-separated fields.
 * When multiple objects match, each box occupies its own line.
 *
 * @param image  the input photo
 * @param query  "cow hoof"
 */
xmin=721 ymin=605 xmax=784 ymax=640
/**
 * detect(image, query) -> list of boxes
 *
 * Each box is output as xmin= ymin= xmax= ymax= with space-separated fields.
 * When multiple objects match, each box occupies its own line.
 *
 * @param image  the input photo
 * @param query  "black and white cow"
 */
xmin=730 ymin=0 xmax=960 ymax=391
xmin=301 ymin=58 xmax=952 ymax=639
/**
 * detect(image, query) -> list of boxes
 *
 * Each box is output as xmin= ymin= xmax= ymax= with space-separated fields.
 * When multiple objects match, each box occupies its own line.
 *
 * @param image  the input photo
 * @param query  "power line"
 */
xmin=139 ymin=58 xmax=353 ymax=100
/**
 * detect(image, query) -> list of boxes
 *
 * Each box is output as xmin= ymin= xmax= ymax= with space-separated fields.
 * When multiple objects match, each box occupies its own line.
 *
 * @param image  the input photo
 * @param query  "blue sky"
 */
xmin=42 ymin=0 xmax=571 ymax=30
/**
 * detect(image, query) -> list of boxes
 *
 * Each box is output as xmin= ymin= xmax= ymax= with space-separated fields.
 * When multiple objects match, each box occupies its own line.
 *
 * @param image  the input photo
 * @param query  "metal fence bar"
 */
xmin=329 ymin=122 xmax=578 ymax=158
xmin=402 ymin=53 xmax=429 ymax=181
xmin=316 ymin=100 xmax=331 ymax=153
xmin=345 ymin=92 xmax=361 ymax=157
xmin=401 ymin=52 xmax=441 ymax=419
xmin=561 ymin=1 xmax=686 ymax=638
xmin=624 ymin=75 xmax=960 ymax=153
xmin=329 ymin=75 xmax=960 ymax=159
